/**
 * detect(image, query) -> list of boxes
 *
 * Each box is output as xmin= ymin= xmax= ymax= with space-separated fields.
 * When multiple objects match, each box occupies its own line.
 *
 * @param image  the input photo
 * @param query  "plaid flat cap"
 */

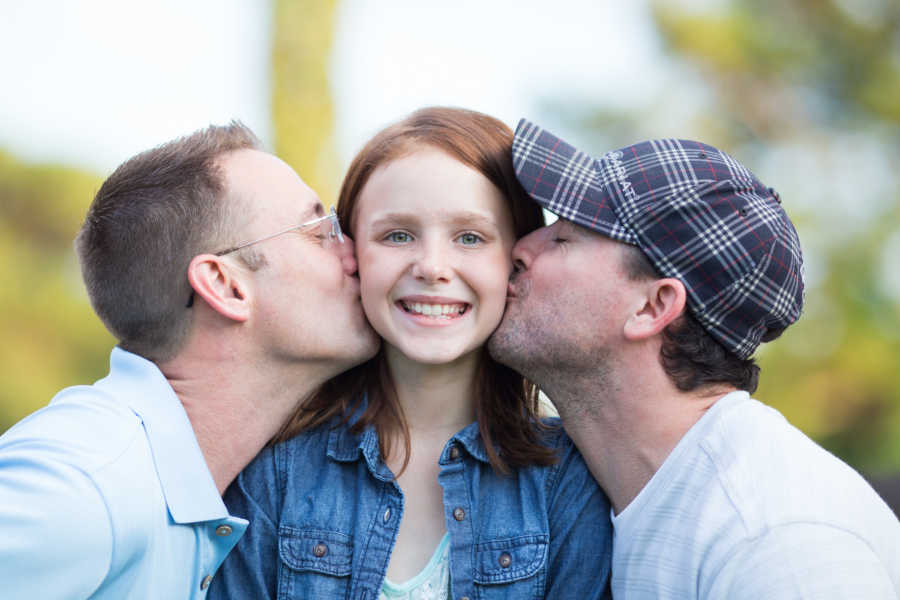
xmin=512 ymin=118 xmax=804 ymax=359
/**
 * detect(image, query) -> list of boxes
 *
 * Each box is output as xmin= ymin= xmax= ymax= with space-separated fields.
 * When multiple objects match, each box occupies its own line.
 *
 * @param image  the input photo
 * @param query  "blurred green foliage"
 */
xmin=651 ymin=0 xmax=900 ymax=476
xmin=542 ymin=0 xmax=900 ymax=476
xmin=0 ymin=151 xmax=113 ymax=428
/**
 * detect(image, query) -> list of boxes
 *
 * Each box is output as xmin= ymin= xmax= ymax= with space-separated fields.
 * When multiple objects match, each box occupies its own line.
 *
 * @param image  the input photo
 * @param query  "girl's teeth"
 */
xmin=403 ymin=302 xmax=466 ymax=317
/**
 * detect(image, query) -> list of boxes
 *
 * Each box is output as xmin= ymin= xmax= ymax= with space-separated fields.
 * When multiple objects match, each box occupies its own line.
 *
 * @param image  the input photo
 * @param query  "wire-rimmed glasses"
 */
xmin=213 ymin=207 xmax=344 ymax=257
xmin=186 ymin=207 xmax=344 ymax=307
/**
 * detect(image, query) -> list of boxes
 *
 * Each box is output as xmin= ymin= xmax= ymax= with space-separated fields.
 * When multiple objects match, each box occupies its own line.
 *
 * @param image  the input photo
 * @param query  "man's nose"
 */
xmin=511 ymin=228 xmax=542 ymax=273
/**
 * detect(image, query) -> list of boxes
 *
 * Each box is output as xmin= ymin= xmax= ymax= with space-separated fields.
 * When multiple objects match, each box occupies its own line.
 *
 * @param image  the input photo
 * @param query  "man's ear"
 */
xmin=624 ymin=278 xmax=686 ymax=341
xmin=187 ymin=254 xmax=251 ymax=322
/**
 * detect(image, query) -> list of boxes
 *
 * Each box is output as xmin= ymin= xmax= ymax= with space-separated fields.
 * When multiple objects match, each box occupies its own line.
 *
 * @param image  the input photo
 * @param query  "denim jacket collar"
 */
xmin=326 ymin=422 xmax=396 ymax=482
xmin=325 ymin=396 xmax=493 ymax=475
xmin=444 ymin=421 xmax=491 ymax=464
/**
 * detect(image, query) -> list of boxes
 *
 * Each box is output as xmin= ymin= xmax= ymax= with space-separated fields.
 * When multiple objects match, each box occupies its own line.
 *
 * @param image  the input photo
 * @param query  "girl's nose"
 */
xmin=411 ymin=242 xmax=452 ymax=284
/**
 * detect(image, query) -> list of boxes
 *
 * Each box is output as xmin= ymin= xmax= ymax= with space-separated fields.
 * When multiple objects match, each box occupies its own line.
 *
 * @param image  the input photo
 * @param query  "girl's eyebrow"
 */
xmin=446 ymin=212 xmax=498 ymax=229
xmin=367 ymin=213 xmax=416 ymax=230
xmin=367 ymin=211 xmax=498 ymax=230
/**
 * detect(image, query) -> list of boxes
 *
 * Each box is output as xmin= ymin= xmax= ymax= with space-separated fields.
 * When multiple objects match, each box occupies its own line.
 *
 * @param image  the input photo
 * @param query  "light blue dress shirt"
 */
xmin=0 ymin=347 xmax=248 ymax=599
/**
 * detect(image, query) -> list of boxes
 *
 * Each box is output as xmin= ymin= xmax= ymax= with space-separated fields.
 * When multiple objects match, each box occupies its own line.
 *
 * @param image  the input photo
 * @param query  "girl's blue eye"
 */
xmin=458 ymin=232 xmax=483 ymax=246
xmin=386 ymin=231 xmax=413 ymax=243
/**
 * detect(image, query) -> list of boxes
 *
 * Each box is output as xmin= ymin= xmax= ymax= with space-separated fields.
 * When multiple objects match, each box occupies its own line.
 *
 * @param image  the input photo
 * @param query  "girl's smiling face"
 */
xmin=353 ymin=147 xmax=516 ymax=366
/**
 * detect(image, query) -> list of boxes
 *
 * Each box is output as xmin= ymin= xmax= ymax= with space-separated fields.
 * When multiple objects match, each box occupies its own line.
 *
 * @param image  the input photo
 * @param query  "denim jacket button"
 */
xmin=383 ymin=508 xmax=391 ymax=523
xmin=453 ymin=507 xmax=466 ymax=521
xmin=460 ymin=597 xmax=471 ymax=600
xmin=449 ymin=446 xmax=460 ymax=460
xmin=312 ymin=542 xmax=328 ymax=557
xmin=498 ymin=552 xmax=512 ymax=568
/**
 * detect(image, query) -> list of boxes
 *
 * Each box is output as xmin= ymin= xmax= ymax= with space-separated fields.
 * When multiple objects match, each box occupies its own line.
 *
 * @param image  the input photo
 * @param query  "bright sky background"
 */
xmin=331 ymin=0 xmax=666 ymax=165
xmin=0 ymin=0 xmax=273 ymax=173
xmin=0 ymin=0 xmax=666 ymax=174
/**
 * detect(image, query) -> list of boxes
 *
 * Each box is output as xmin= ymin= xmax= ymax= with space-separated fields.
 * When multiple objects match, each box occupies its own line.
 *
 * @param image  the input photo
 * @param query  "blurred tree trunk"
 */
xmin=272 ymin=0 xmax=340 ymax=206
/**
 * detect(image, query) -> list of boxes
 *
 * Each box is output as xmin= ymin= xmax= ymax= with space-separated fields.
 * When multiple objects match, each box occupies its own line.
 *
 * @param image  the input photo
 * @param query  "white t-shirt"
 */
xmin=611 ymin=391 xmax=900 ymax=599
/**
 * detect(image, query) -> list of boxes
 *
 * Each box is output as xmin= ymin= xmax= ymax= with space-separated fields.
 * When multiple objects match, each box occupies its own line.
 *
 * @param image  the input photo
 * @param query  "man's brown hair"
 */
xmin=620 ymin=244 xmax=764 ymax=393
xmin=75 ymin=121 xmax=261 ymax=361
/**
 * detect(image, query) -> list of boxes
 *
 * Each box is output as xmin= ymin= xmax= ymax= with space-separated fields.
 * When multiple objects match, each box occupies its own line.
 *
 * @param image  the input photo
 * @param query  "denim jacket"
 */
xmin=209 ymin=414 xmax=612 ymax=600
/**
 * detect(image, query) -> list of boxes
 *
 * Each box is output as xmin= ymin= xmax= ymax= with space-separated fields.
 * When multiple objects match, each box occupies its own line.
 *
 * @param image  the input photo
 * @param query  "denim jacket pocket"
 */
xmin=278 ymin=527 xmax=353 ymax=600
xmin=473 ymin=534 xmax=548 ymax=585
xmin=279 ymin=527 xmax=353 ymax=575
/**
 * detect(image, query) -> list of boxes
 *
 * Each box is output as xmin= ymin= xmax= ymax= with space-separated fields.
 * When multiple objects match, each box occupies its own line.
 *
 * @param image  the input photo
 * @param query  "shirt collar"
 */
xmin=95 ymin=347 xmax=228 ymax=525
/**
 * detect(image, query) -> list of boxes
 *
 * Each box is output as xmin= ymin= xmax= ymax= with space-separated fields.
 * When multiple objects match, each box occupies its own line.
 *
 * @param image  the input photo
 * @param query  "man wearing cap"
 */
xmin=489 ymin=120 xmax=900 ymax=597
xmin=0 ymin=122 xmax=378 ymax=599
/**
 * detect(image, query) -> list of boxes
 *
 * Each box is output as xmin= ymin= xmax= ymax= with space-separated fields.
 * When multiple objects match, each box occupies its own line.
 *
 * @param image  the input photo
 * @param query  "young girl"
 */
xmin=210 ymin=108 xmax=611 ymax=599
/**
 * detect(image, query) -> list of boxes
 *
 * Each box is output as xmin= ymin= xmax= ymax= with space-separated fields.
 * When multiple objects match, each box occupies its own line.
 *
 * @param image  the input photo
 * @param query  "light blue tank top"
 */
xmin=379 ymin=533 xmax=450 ymax=600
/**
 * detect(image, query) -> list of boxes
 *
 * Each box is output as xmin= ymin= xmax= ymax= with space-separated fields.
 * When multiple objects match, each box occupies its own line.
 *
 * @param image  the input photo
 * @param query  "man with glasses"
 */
xmin=0 ymin=122 xmax=379 ymax=599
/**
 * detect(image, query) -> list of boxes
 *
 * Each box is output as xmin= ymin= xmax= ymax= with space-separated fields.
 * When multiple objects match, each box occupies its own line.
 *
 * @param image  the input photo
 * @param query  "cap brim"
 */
xmin=512 ymin=119 xmax=636 ymax=244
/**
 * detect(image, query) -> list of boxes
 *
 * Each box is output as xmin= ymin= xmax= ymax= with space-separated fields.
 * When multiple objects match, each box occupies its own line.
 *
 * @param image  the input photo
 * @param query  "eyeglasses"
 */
xmin=186 ymin=207 xmax=344 ymax=307
xmin=214 ymin=207 xmax=344 ymax=256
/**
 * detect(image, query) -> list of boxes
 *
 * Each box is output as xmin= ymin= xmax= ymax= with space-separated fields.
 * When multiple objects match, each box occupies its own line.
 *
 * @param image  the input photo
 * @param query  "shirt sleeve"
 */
xmin=208 ymin=444 xmax=281 ymax=600
xmin=544 ymin=429 xmax=613 ymax=599
xmin=707 ymin=521 xmax=897 ymax=599
xmin=0 ymin=446 xmax=113 ymax=599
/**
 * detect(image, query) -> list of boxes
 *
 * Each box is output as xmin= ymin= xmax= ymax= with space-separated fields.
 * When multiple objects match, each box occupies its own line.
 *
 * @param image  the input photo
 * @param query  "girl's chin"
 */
xmin=382 ymin=340 xmax=484 ymax=368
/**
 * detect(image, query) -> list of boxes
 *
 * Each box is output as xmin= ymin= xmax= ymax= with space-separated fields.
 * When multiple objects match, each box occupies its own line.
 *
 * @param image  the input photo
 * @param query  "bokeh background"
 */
xmin=2 ymin=0 xmax=898 ymax=507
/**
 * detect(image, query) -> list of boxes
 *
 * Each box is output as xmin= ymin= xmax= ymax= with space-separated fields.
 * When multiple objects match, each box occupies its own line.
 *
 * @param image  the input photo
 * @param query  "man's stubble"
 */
xmin=489 ymin=277 xmax=614 ymax=420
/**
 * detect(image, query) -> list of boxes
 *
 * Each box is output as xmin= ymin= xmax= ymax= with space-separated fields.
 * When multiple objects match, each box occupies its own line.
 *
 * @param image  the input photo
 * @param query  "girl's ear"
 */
xmin=186 ymin=254 xmax=251 ymax=322
xmin=624 ymin=278 xmax=687 ymax=341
